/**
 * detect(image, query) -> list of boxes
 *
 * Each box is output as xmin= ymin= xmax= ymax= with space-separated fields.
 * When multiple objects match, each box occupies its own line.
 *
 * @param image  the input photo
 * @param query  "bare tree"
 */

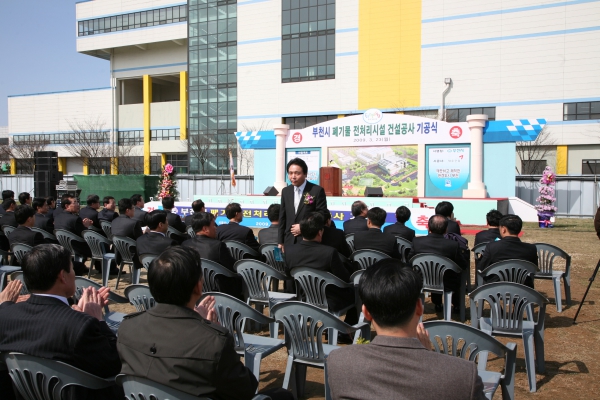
xmin=237 ymin=144 xmax=254 ymax=175
xmin=8 ymin=135 xmax=50 ymax=173
xmin=516 ymin=127 xmax=556 ymax=174
xmin=186 ymin=134 xmax=212 ymax=174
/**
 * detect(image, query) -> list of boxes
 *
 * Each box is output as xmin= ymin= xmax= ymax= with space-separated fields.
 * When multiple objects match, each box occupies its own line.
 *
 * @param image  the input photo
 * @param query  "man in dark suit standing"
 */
xmin=79 ymin=194 xmax=103 ymax=231
xmin=354 ymin=207 xmax=401 ymax=259
xmin=408 ymin=215 xmax=464 ymax=312
xmin=278 ymin=158 xmax=327 ymax=253
xmin=217 ymin=202 xmax=260 ymax=252
xmin=53 ymin=195 xmax=94 ymax=259
xmin=182 ymin=212 xmax=242 ymax=300
xmin=326 ymin=260 xmax=485 ymax=400
xmin=435 ymin=201 xmax=461 ymax=236
xmin=474 ymin=209 xmax=503 ymax=246
xmin=131 ymin=194 xmax=149 ymax=226
xmin=8 ymin=205 xmax=45 ymax=248
xmin=98 ymin=196 xmax=117 ymax=222
xmin=184 ymin=199 xmax=205 ymax=227
xmin=258 ymin=203 xmax=280 ymax=244
xmin=383 ymin=205 xmax=416 ymax=242
xmin=321 ymin=209 xmax=352 ymax=258
xmin=33 ymin=197 xmax=54 ymax=234
xmin=162 ymin=196 xmax=187 ymax=238
xmin=136 ymin=210 xmax=178 ymax=256
xmin=343 ymin=201 xmax=369 ymax=235
xmin=0 ymin=244 xmax=122 ymax=400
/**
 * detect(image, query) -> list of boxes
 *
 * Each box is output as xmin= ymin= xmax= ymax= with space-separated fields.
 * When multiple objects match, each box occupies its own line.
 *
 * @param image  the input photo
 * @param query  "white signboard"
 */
xmin=286 ymin=112 xmax=471 ymax=148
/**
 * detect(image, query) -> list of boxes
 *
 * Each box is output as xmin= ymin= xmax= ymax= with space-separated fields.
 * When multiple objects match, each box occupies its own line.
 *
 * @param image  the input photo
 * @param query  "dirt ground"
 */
xmin=100 ymin=218 xmax=600 ymax=399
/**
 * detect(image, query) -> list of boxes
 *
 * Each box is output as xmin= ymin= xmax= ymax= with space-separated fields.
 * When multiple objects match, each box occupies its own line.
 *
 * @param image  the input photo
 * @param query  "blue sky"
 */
xmin=0 ymin=1 xmax=108 ymax=126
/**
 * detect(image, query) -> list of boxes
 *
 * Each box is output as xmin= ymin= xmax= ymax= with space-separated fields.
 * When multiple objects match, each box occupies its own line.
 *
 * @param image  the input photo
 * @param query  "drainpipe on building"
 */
xmin=439 ymin=78 xmax=452 ymax=121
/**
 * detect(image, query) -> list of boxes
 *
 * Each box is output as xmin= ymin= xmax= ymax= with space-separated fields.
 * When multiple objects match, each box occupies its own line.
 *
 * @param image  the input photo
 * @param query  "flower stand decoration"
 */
xmin=157 ymin=163 xmax=179 ymax=200
xmin=535 ymin=166 xmax=557 ymax=228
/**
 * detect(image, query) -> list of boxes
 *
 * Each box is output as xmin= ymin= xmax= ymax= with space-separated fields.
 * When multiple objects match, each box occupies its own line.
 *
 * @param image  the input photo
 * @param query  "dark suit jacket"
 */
xmin=79 ymin=206 xmax=102 ymax=230
xmin=111 ymin=215 xmax=143 ymax=240
xmin=54 ymin=211 xmax=92 ymax=257
xmin=258 ymin=225 xmax=279 ymax=245
xmin=165 ymin=210 xmax=187 ymax=233
xmin=0 ymin=295 xmax=122 ymax=400
xmin=118 ymin=303 xmax=258 ymax=399
xmin=8 ymin=226 xmax=45 ymax=248
xmin=0 ymin=204 xmax=5 ymax=215
xmin=474 ymin=228 xmax=501 ymax=246
xmin=136 ymin=232 xmax=177 ymax=256
xmin=447 ymin=219 xmax=462 ymax=235
xmin=354 ymin=228 xmax=401 ymax=259
xmin=383 ymin=222 xmax=416 ymax=242
xmin=408 ymin=233 xmax=462 ymax=267
xmin=0 ymin=211 xmax=17 ymax=229
xmin=133 ymin=206 xmax=149 ymax=226
xmin=327 ymin=335 xmax=485 ymax=400
xmin=184 ymin=214 xmax=194 ymax=227
xmin=98 ymin=208 xmax=116 ymax=222
xmin=478 ymin=236 xmax=538 ymax=271
xmin=321 ymin=225 xmax=352 ymax=258
xmin=343 ymin=216 xmax=368 ymax=235
xmin=217 ymin=222 xmax=260 ymax=252
xmin=278 ymin=181 xmax=327 ymax=247
xmin=34 ymin=213 xmax=54 ymax=233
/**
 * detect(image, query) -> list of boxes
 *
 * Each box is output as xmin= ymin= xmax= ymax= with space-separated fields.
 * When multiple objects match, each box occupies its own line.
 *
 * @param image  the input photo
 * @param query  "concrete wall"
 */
xmin=112 ymin=41 xmax=187 ymax=79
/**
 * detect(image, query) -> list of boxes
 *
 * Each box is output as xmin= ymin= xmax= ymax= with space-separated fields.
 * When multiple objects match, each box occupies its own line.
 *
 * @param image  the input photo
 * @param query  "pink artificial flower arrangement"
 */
xmin=304 ymin=193 xmax=314 ymax=205
xmin=164 ymin=163 xmax=174 ymax=174
xmin=535 ymin=166 xmax=557 ymax=213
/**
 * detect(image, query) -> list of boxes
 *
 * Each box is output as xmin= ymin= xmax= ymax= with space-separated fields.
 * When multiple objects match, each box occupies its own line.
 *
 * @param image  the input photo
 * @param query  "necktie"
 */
xmin=294 ymin=187 xmax=302 ymax=213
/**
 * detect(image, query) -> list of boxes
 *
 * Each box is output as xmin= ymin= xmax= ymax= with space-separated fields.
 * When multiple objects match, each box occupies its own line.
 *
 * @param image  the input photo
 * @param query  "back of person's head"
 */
xmin=286 ymin=157 xmax=308 ymax=175
xmin=3 ymin=199 xmax=16 ymax=211
xmin=267 ymin=203 xmax=280 ymax=222
xmin=2 ymin=190 xmax=14 ymax=201
xmin=351 ymin=201 xmax=367 ymax=217
xmin=395 ymin=206 xmax=411 ymax=223
xmin=32 ymin=197 xmax=46 ymax=212
xmin=60 ymin=193 xmax=70 ymax=204
xmin=499 ymin=214 xmax=522 ymax=235
xmin=148 ymin=247 xmax=202 ymax=306
xmin=131 ymin=194 xmax=143 ymax=205
xmin=162 ymin=196 xmax=175 ymax=210
xmin=299 ymin=212 xmax=324 ymax=240
xmin=118 ymin=198 xmax=133 ymax=214
xmin=15 ymin=204 xmax=35 ymax=225
xmin=18 ymin=192 xmax=30 ymax=204
xmin=103 ymin=196 xmax=114 ymax=206
xmin=191 ymin=199 xmax=205 ymax=213
xmin=367 ymin=207 xmax=387 ymax=228
xmin=324 ymin=209 xmax=332 ymax=223
xmin=428 ymin=214 xmax=448 ymax=234
xmin=486 ymin=209 xmax=503 ymax=227
xmin=147 ymin=210 xmax=168 ymax=230
xmin=359 ymin=259 xmax=422 ymax=328
xmin=22 ymin=244 xmax=72 ymax=292
xmin=61 ymin=196 xmax=75 ymax=210
xmin=435 ymin=201 xmax=454 ymax=218
xmin=192 ymin=211 xmax=214 ymax=233
xmin=87 ymin=194 xmax=100 ymax=206
xmin=46 ymin=196 xmax=55 ymax=206
xmin=225 ymin=202 xmax=242 ymax=219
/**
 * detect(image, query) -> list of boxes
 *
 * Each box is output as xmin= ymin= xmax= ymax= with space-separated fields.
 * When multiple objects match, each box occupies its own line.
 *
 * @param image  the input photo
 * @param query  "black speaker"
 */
xmin=364 ymin=187 xmax=383 ymax=197
xmin=263 ymin=186 xmax=279 ymax=196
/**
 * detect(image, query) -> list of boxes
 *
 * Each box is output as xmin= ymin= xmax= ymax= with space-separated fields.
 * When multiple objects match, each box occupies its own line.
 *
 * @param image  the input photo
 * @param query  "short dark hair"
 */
xmin=395 ymin=206 xmax=411 ymax=223
xmin=499 ymin=214 xmax=522 ymax=235
xmin=147 ymin=210 xmax=168 ymax=230
xmin=191 ymin=199 xmax=205 ymax=213
xmin=435 ymin=201 xmax=454 ymax=218
xmin=225 ymin=202 xmax=242 ymax=219
xmin=428 ymin=214 xmax=448 ymax=235
xmin=351 ymin=201 xmax=367 ymax=217
xmin=61 ymin=196 xmax=77 ymax=210
xmin=18 ymin=192 xmax=30 ymax=204
xmin=86 ymin=194 xmax=100 ymax=206
xmin=32 ymin=197 xmax=47 ymax=212
xmin=324 ymin=209 xmax=332 ymax=222
xmin=148 ymin=247 xmax=203 ymax=306
xmin=299 ymin=212 xmax=324 ymax=240
xmin=102 ymin=196 xmax=114 ymax=206
xmin=286 ymin=158 xmax=308 ymax=175
xmin=486 ymin=209 xmax=503 ymax=227
xmin=192 ymin=212 xmax=214 ymax=233
xmin=2 ymin=199 xmax=15 ymax=211
xmin=358 ymin=259 xmax=422 ymax=328
xmin=267 ymin=204 xmax=280 ymax=222
xmin=131 ymin=194 xmax=143 ymax=205
xmin=60 ymin=193 xmax=70 ymax=203
xmin=15 ymin=205 xmax=36 ymax=225
xmin=367 ymin=207 xmax=387 ymax=228
xmin=22 ymin=244 xmax=72 ymax=292
xmin=118 ymin=198 xmax=134 ymax=214
xmin=46 ymin=196 xmax=55 ymax=206
xmin=2 ymin=190 xmax=14 ymax=200
xmin=162 ymin=196 xmax=175 ymax=210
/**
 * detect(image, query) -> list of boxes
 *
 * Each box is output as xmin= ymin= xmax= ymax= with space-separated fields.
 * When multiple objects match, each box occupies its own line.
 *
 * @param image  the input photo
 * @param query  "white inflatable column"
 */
xmin=273 ymin=124 xmax=289 ymax=194
xmin=462 ymin=114 xmax=488 ymax=198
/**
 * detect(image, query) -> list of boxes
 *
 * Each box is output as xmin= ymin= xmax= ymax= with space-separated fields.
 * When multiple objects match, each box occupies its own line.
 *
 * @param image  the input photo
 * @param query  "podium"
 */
xmin=320 ymin=167 xmax=342 ymax=196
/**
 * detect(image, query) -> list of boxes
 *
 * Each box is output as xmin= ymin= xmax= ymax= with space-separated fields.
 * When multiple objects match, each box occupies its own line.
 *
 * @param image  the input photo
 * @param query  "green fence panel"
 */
xmin=73 ymin=175 xmax=160 ymax=203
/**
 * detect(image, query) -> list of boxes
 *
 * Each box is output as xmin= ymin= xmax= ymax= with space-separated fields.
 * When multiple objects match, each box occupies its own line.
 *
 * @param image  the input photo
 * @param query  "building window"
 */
xmin=78 ymin=5 xmax=187 ymax=37
xmin=284 ymin=115 xmax=338 ymax=129
xmin=118 ymin=130 xmax=144 ymax=146
xmin=151 ymin=129 xmax=181 ymax=141
xmin=564 ymin=102 xmax=600 ymax=121
xmin=282 ymin=0 xmax=335 ymax=83
xmin=0 ymin=138 xmax=8 ymax=145
xmin=521 ymin=159 xmax=547 ymax=175
xmin=117 ymin=156 xmax=161 ymax=174
xmin=582 ymin=159 xmax=600 ymax=174
xmin=166 ymin=154 xmax=188 ymax=174
xmin=16 ymin=159 xmax=34 ymax=174
xmin=446 ymin=107 xmax=496 ymax=122
xmin=12 ymin=132 xmax=110 ymax=145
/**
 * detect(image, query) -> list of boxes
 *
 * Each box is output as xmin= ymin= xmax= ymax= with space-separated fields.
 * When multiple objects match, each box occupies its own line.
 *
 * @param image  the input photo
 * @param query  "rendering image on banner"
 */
xmin=329 ymin=146 xmax=418 ymax=197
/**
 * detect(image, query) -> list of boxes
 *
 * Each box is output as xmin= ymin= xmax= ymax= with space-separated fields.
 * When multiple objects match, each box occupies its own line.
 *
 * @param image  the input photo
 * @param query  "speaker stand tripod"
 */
xmin=573 ymin=258 xmax=600 ymax=324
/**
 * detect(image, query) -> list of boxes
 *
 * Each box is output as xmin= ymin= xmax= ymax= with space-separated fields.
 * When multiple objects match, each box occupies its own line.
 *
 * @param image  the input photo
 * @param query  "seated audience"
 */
xmin=217 ymin=202 xmax=260 ymax=252
xmin=131 ymin=194 xmax=149 ymax=226
xmin=435 ymin=201 xmax=461 ymax=236
xmin=118 ymin=246 xmax=292 ymax=400
xmin=354 ymin=207 xmax=401 ymax=259
xmin=326 ymin=259 xmax=485 ymax=400
xmin=162 ymin=196 xmax=187 ymax=234
xmin=258 ymin=203 xmax=280 ymax=244
xmin=474 ymin=209 xmax=503 ymax=246
xmin=45 ymin=196 xmax=56 ymax=218
xmin=383 ymin=205 xmax=416 ymax=242
xmin=136 ymin=210 xmax=178 ymax=256
xmin=112 ymin=198 xmax=144 ymax=272
xmin=0 ymin=190 xmax=14 ymax=215
xmin=98 ymin=196 xmax=117 ymax=222
xmin=79 ymin=194 xmax=103 ymax=232
xmin=184 ymin=199 xmax=205 ymax=227
xmin=8 ymin=205 xmax=45 ymax=248
xmin=182 ymin=212 xmax=243 ymax=300
xmin=343 ymin=200 xmax=368 ymax=235
xmin=33 ymin=196 xmax=54 ymax=234
xmin=321 ymin=209 xmax=352 ymax=258
xmin=54 ymin=195 xmax=93 ymax=260
xmin=0 ymin=199 xmax=17 ymax=251
xmin=18 ymin=192 xmax=31 ymax=206
xmin=408 ymin=215 xmax=464 ymax=312
xmin=0 ymin=244 xmax=122 ymax=400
